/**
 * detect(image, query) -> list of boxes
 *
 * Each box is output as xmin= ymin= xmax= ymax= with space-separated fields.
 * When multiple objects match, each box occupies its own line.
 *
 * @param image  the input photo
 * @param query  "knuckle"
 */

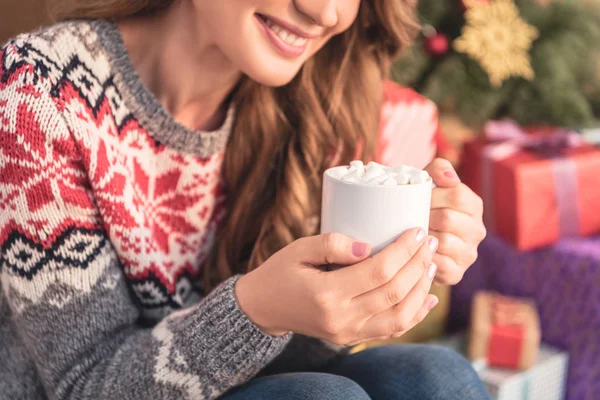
xmin=446 ymin=272 xmax=464 ymax=286
xmin=370 ymin=260 xmax=394 ymax=286
xmin=320 ymin=313 xmax=342 ymax=336
xmin=420 ymin=256 xmax=431 ymax=273
xmin=393 ymin=312 xmax=411 ymax=333
xmin=387 ymin=282 xmax=407 ymax=306
xmin=439 ymin=210 xmax=453 ymax=231
xmin=314 ymin=290 xmax=337 ymax=310
xmin=323 ymin=232 xmax=343 ymax=255
xmin=479 ymin=225 xmax=488 ymax=241
xmin=471 ymin=247 xmax=479 ymax=261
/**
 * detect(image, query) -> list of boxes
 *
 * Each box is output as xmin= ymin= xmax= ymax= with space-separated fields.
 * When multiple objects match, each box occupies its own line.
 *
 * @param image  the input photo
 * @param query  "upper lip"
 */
xmin=258 ymin=14 xmax=319 ymax=39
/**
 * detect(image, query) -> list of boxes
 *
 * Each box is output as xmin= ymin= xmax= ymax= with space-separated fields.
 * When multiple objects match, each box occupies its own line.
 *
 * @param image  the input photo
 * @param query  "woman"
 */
xmin=0 ymin=0 xmax=489 ymax=399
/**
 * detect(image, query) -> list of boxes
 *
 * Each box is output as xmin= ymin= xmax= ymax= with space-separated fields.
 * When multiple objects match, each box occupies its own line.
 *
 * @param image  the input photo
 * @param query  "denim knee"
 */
xmin=221 ymin=372 xmax=371 ymax=400
xmin=327 ymin=344 xmax=490 ymax=400
xmin=383 ymin=344 xmax=489 ymax=400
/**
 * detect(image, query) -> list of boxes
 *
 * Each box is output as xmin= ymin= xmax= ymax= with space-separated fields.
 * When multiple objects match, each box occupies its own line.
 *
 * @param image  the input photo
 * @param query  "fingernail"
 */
xmin=428 ymin=297 xmax=439 ymax=310
xmin=352 ymin=242 xmax=369 ymax=257
xmin=427 ymin=263 xmax=437 ymax=280
xmin=444 ymin=170 xmax=456 ymax=178
xmin=428 ymin=236 xmax=439 ymax=253
xmin=416 ymin=229 xmax=426 ymax=243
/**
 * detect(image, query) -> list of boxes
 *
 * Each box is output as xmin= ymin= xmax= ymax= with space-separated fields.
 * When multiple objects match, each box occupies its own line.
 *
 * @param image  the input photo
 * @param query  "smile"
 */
xmin=255 ymin=14 xmax=313 ymax=58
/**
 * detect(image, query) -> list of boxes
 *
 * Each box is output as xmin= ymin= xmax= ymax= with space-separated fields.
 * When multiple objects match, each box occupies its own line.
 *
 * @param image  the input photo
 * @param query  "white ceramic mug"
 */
xmin=321 ymin=166 xmax=433 ymax=255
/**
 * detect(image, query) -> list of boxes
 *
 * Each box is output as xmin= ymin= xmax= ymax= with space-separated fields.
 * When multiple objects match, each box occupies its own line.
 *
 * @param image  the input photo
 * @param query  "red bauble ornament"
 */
xmin=425 ymin=33 xmax=450 ymax=56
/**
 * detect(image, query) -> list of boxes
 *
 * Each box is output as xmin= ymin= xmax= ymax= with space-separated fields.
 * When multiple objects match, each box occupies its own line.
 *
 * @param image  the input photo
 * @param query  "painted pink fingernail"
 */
xmin=444 ymin=170 xmax=456 ymax=178
xmin=427 ymin=263 xmax=437 ymax=280
xmin=428 ymin=297 xmax=439 ymax=310
xmin=352 ymin=242 xmax=369 ymax=257
xmin=428 ymin=236 xmax=439 ymax=253
xmin=416 ymin=229 xmax=426 ymax=243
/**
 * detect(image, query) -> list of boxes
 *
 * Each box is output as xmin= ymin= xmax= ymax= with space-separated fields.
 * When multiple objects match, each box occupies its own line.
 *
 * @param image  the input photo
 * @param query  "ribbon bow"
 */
xmin=485 ymin=119 xmax=583 ymax=157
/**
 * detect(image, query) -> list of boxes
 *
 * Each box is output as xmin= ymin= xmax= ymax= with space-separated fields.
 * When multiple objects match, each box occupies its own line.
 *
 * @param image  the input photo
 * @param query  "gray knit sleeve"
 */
xmin=3 ymin=248 xmax=289 ymax=400
xmin=0 ymin=57 xmax=290 ymax=398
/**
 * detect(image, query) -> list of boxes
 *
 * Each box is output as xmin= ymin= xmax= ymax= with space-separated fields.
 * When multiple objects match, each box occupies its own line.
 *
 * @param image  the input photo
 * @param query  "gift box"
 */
xmin=469 ymin=291 xmax=541 ymax=370
xmin=449 ymin=234 xmax=600 ymax=400
xmin=433 ymin=333 xmax=569 ymax=400
xmin=461 ymin=120 xmax=600 ymax=251
xmin=479 ymin=345 xmax=569 ymax=400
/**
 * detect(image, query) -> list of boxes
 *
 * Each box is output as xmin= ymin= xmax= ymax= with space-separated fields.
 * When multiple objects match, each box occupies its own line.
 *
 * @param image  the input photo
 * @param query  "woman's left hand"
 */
xmin=424 ymin=158 xmax=487 ymax=285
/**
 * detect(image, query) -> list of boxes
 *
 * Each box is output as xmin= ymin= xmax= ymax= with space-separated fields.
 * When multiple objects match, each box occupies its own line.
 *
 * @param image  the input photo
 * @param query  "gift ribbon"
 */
xmin=481 ymin=120 xmax=583 ymax=237
xmin=487 ymin=294 xmax=526 ymax=369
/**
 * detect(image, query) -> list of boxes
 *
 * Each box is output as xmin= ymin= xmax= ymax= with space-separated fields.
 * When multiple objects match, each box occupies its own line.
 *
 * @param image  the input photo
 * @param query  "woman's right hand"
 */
xmin=235 ymin=228 xmax=439 ymax=345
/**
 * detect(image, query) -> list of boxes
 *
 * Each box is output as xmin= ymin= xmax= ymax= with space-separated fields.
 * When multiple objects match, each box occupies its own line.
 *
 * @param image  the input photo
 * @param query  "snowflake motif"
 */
xmin=454 ymin=0 xmax=539 ymax=87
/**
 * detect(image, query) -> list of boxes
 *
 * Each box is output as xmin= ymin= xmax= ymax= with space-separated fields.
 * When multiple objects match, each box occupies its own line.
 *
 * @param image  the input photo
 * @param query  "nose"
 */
xmin=294 ymin=0 xmax=339 ymax=28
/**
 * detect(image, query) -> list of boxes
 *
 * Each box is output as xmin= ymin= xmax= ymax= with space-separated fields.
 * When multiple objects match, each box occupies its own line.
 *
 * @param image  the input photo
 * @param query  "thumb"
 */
xmin=424 ymin=158 xmax=461 ymax=188
xmin=292 ymin=232 xmax=371 ymax=267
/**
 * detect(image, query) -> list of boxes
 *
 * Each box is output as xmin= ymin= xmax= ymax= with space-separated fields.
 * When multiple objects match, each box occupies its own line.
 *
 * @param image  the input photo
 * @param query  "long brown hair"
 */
xmin=51 ymin=0 xmax=418 ymax=291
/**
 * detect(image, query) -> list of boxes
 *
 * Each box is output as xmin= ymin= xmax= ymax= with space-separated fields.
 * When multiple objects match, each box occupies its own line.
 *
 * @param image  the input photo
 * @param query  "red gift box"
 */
xmin=461 ymin=120 xmax=600 ymax=251
xmin=469 ymin=291 xmax=541 ymax=370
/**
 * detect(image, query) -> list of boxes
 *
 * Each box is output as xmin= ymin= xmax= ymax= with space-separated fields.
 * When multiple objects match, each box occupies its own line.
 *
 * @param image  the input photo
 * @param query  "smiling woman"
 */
xmin=0 ymin=1 xmax=489 ymax=399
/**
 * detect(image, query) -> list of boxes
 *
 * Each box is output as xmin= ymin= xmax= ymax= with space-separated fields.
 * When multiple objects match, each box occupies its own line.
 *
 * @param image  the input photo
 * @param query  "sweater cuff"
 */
xmin=175 ymin=275 xmax=291 ymax=381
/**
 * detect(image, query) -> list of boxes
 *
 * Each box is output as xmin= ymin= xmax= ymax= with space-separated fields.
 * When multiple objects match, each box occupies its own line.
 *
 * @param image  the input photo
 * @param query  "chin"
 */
xmin=242 ymin=59 xmax=303 ymax=87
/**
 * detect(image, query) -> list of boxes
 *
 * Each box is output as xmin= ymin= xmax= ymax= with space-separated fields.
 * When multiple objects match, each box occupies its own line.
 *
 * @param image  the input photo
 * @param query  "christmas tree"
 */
xmin=393 ymin=0 xmax=600 ymax=129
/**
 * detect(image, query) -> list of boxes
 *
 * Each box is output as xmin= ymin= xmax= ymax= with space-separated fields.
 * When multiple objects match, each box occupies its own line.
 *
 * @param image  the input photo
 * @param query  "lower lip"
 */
xmin=255 ymin=15 xmax=308 ymax=58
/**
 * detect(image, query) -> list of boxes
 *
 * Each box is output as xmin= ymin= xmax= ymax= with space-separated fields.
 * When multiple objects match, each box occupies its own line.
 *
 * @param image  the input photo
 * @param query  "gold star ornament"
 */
xmin=454 ymin=0 xmax=539 ymax=87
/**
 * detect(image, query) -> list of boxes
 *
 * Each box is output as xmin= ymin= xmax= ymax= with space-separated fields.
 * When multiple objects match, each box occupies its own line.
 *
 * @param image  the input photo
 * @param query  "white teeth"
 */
xmin=263 ymin=17 xmax=308 ymax=47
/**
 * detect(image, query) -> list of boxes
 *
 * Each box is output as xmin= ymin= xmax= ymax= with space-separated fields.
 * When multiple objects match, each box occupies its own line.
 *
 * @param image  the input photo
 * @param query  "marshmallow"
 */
xmin=329 ymin=160 xmax=430 ymax=186
xmin=350 ymin=160 xmax=365 ymax=174
xmin=328 ymin=167 xmax=347 ymax=180
xmin=393 ymin=165 xmax=413 ymax=176
xmin=396 ymin=173 xmax=411 ymax=185
xmin=383 ymin=177 xmax=398 ymax=186
xmin=342 ymin=169 xmax=361 ymax=181
xmin=363 ymin=166 xmax=387 ymax=181
xmin=366 ymin=161 xmax=386 ymax=170
xmin=409 ymin=170 xmax=430 ymax=184
xmin=371 ymin=173 xmax=389 ymax=184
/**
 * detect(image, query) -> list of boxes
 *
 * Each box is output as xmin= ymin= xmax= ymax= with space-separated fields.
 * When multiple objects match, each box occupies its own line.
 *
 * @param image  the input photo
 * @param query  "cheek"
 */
xmin=338 ymin=0 xmax=361 ymax=32
xmin=308 ymin=1 xmax=361 ymax=55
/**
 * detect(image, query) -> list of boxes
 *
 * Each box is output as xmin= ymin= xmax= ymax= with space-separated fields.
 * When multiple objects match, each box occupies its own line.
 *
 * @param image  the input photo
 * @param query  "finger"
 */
xmin=430 ymin=185 xmax=483 ymax=217
xmin=432 ymin=253 xmax=467 ymax=286
xmin=424 ymin=158 xmax=461 ymax=188
xmin=431 ymin=230 xmax=476 ymax=268
xmin=430 ymin=209 xmax=477 ymax=240
xmin=328 ymin=227 xmax=427 ymax=297
xmin=348 ymin=294 xmax=439 ymax=346
xmin=358 ymin=261 xmax=437 ymax=339
xmin=292 ymin=232 xmax=371 ymax=267
xmin=349 ymin=235 xmax=438 ymax=317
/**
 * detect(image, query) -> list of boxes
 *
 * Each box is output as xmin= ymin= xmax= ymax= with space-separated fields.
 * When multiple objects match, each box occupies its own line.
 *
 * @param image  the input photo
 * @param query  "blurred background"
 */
xmin=2 ymin=1 xmax=599 ymax=399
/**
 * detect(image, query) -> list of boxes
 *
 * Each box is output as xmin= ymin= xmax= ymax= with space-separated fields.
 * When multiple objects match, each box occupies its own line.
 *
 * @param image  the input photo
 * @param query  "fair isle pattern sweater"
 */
xmin=0 ymin=20 xmax=440 ymax=400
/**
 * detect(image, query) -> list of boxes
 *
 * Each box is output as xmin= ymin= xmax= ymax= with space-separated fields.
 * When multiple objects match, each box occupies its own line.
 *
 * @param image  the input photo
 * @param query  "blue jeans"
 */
xmin=221 ymin=345 xmax=490 ymax=400
xmin=220 ymin=344 xmax=491 ymax=399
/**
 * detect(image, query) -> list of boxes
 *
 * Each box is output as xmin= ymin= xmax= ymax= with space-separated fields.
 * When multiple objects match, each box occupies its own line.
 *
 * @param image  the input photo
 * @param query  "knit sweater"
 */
xmin=0 ymin=19 xmax=441 ymax=400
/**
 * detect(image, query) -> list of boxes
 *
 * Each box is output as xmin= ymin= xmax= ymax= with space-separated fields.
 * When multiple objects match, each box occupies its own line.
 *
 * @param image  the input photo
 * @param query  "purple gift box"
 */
xmin=449 ymin=234 xmax=600 ymax=400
